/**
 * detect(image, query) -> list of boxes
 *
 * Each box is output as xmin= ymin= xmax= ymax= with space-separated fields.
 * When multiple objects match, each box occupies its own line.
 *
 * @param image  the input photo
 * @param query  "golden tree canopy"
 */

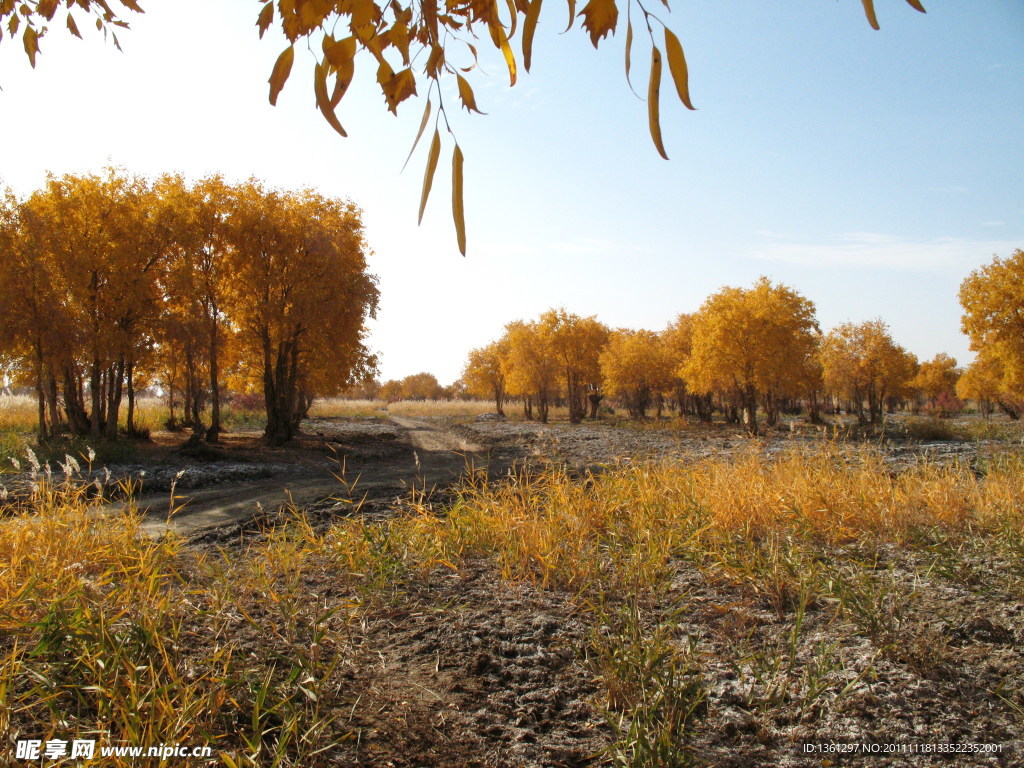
xmin=959 ymin=249 xmax=1024 ymax=392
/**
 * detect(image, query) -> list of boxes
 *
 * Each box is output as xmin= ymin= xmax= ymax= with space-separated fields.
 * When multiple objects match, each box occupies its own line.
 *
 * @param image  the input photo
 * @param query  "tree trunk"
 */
xmin=45 ymin=367 xmax=61 ymax=437
xmin=741 ymin=386 xmax=759 ymax=436
xmin=105 ymin=359 xmax=124 ymax=438
xmin=90 ymin=357 xmax=102 ymax=439
xmin=126 ymin=361 xmax=137 ymax=437
xmin=493 ymin=384 xmax=505 ymax=416
xmin=207 ymin=316 xmax=221 ymax=443
xmin=33 ymin=342 xmax=47 ymax=441
xmin=64 ymin=365 xmax=90 ymax=436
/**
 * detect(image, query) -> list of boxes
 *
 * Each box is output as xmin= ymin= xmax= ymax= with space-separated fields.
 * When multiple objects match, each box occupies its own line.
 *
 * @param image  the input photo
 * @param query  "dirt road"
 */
xmin=133 ymin=416 xmax=506 ymax=538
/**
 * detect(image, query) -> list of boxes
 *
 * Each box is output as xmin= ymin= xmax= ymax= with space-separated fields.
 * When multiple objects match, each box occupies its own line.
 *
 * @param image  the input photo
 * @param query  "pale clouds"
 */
xmin=749 ymin=233 xmax=1021 ymax=271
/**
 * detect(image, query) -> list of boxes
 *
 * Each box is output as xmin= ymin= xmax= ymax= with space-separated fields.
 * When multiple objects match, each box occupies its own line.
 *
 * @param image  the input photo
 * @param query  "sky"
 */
xmin=1 ymin=0 xmax=1021 ymax=385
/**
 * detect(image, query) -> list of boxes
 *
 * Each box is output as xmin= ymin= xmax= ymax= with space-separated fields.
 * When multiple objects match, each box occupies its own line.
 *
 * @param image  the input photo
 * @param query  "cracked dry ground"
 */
xmin=183 ymin=537 xmax=1023 ymax=768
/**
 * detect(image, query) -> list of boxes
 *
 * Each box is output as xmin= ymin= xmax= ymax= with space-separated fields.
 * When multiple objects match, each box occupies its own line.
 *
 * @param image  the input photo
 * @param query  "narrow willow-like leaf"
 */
xmin=268 ymin=45 xmax=294 ymax=105
xmin=66 ymin=13 xmax=81 ymax=39
xmin=861 ymin=0 xmax=880 ymax=30
xmin=504 ymin=0 xmax=519 ymax=39
xmin=402 ymin=98 xmax=432 ymax=172
xmin=496 ymin=23 xmax=517 ymax=85
xmin=624 ymin=17 xmax=633 ymax=87
xmin=452 ymin=145 xmax=466 ymax=256
xmin=313 ymin=62 xmax=348 ymax=137
xmin=418 ymin=129 xmax=442 ymax=224
xmin=647 ymin=46 xmax=668 ymax=160
xmin=904 ymin=0 xmax=926 ymax=12
xmin=564 ymin=0 xmax=576 ymax=34
xmin=664 ymin=28 xmax=694 ymax=110
xmin=523 ymin=0 xmax=543 ymax=72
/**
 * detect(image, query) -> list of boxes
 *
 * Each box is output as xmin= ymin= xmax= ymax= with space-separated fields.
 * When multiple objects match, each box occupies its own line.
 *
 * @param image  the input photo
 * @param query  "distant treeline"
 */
xmin=451 ymin=263 xmax=1024 ymax=434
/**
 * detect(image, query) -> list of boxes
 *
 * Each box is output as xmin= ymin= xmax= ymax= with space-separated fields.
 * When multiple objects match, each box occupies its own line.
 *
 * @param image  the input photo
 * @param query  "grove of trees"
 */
xmin=0 ymin=169 xmax=379 ymax=445
xmin=460 ymin=274 xmax=994 ymax=435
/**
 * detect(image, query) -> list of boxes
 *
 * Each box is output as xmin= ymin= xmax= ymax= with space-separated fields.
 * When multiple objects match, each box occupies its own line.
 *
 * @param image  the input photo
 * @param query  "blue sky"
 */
xmin=1 ymin=0 xmax=1021 ymax=384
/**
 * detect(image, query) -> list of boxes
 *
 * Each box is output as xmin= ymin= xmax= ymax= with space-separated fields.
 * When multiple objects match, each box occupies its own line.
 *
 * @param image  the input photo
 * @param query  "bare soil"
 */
xmin=12 ymin=414 xmax=1024 ymax=766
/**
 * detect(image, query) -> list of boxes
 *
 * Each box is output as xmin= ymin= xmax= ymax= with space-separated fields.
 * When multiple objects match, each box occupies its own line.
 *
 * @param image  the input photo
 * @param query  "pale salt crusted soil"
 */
xmin=179 ymin=416 xmax=1023 ymax=767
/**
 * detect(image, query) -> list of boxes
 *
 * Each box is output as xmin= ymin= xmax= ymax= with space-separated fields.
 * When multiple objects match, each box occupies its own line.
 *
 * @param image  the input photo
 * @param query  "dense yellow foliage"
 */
xmin=959 ymin=249 xmax=1024 ymax=417
xmin=0 ymin=171 xmax=379 ymax=444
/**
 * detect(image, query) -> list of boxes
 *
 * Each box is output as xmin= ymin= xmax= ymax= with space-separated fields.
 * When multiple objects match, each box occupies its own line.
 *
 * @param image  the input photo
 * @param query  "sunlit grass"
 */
xmin=307 ymin=397 xmax=387 ymax=420
xmin=3 ymin=444 xmax=1023 ymax=763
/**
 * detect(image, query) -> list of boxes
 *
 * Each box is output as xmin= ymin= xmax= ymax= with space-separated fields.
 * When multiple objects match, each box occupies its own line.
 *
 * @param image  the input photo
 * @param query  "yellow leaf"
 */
xmin=418 ymin=129 xmax=441 ymax=224
xmin=401 ymin=98 xmax=432 ymax=172
xmin=648 ymin=46 xmax=668 ymax=160
xmin=322 ymin=36 xmax=357 ymax=108
xmin=522 ymin=0 xmax=542 ymax=71
xmin=452 ymin=145 xmax=466 ymax=256
xmin=861 ymin=0 xmax=880 ymax=30
xmin=268 ymin=45 xmax=295 ymax=106
xmin=376 ymin=59 xmax=395 ymax=93
xmin=323 ymin=35 xmax=357 ymax=71
xmin=422 ymin=0 xmax=439 ymax=42
xmin=426 ymin=43 xmax=444 ymax=78
xmin=904 ymin=0 xmax=927 ymax=12
xmin=578 ymin=0 xmax=617 ymax=48
xmin=664 ymin=28 xmax=694 ymax=110
xmin=504 ymin=0 xmax=519 ymax=39
xmin=492 ymin=23 xmax=517 ymax=86
xmin=23 ymin=26 xmax=39 ymax=69
xmin=381 ymin=67 xmax=417 ymax=114
xmin=256 ymin=2 xmax=274 ymax=39
xmin=390 ymin=21 xmax=411 ymax=64
xmin=314 ymin=62 xmax=348 ymax=137
xmin=456 ymin=73 xmax=485 ymax=113
xmin=36 ymin=0 xmax=58 ymax=21
xmin=66 ymin=13 xmax=81 ymax=39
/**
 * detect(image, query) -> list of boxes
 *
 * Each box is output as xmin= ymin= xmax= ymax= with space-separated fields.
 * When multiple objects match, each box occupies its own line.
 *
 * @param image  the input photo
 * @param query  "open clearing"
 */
xmin=3 ymin=414 xmax=1023 ymax=767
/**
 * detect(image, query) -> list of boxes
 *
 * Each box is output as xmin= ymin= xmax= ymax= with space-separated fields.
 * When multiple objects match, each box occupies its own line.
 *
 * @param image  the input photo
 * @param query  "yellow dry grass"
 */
xmin=3 ymin=444 xmax=1022 ymax=764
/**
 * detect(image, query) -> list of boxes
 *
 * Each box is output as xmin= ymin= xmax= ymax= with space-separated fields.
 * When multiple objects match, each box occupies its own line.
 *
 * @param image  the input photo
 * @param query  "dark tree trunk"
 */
xmin=33 ymin=342 xmax=47 ymax=441
xmin=126 ymin=362 xmax=137 ymax=436
xmin=105 ymin=359 xmax=124 ymax=438
xmin=90 ymin=357 xmax=102 ymax=438
xmin=207 ymin=316 xmax=221 ymax=443
xmin=493 ymin=384 xmax=505 ymax=417
xmin=45 ymin=367 xmax=61 ymax=437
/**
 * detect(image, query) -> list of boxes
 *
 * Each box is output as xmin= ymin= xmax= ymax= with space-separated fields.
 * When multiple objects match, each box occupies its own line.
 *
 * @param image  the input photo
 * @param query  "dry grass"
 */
xmin=380 ymin=446 xmax=1024 ymax=595
xmin=3 ymin=444 xmax=1023 ymax=764
xmin=386 ymin=399 xmax=496 ymax=419
xmin=309 ymin=397 xmax=572 ymax=421
xmin=0 ymin=394 xmax=37 ymax=432
xmin=307 ymin=398 xmax=388 ymax=420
